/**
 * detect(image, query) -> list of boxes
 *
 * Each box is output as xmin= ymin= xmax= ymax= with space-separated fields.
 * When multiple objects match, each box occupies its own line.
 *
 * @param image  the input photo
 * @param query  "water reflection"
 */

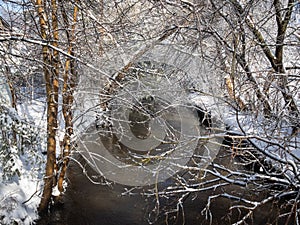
xmin=36 ymin=104 xmax=293 ymax=225
xmin=36 ymin=145 xmax=293 ymax=225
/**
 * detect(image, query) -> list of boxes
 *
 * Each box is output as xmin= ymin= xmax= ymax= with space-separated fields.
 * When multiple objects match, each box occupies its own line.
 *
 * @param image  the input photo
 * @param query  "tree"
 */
xmin=0 ymin=0 xmax=299 ymax=224
xmin=75 ymin=0 xmax=300 ymax=224
xmin=34 ymin=0 xmax=80 ymax=213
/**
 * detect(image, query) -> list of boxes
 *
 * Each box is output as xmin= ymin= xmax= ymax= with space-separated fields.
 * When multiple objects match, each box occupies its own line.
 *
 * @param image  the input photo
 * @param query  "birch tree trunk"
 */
xmin=57 ymin=0 xmax=79 ymax=196
xmin=36 ymin=0 xmax=59 ymax=214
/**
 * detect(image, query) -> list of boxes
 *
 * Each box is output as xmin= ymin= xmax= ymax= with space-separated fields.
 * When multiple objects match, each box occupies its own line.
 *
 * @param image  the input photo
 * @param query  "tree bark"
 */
xmin=210 ymin=0 xmax=272 ymax=114
xmin=225 ymin=75 xmax=246 ymax=110
xmin=230 ymin=0 xmax=299 ymax=115
xmin=37 ymin=0 xmax=59 ymax=214
xmin=57 ymin=1 xmax=79 ymax=195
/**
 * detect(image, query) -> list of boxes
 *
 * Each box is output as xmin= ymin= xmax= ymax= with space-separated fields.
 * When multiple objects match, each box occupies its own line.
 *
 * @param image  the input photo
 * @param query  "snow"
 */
xmin=51 ymin=185 xmax=60 ymax=197
xmin=0 ymin=179 xmax=41 ymax=225
xmin=0 ymin=79 xmax=12 ymax=106
xmin=0 ymin=99 xmax=46 ymax=225
xmin=189 ymin=91 xmax=300 ymax=182
xmin=222 ymin=108 xmax=300 ymax=180
xmin=0 ymin=73 xmax=298 ymax=224
xmin=17 ymin=98 xmax=47 ymax=129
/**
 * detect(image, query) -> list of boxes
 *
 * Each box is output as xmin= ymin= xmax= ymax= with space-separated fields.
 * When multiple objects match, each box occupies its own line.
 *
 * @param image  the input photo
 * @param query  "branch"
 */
xmin=229 ymin=0 xmax=277 ymax=69
xmin=206 ymin=10 xmax=272 ymax=114
xmin=234 ymin=113 xmax=299 ymax=181
xmin=286 ymin=66 xmax=300 ymax=70
xmin=0 ymin=35 xmax=110 ymax=77
xmin=274 ymin=0 xmax=296 ymax=65
xmin=100 ymin=25 xmax=180 ymax=110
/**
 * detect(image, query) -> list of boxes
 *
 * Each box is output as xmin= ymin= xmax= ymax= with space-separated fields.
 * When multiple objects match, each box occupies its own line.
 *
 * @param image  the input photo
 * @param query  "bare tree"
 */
xmin=0 ymin=0 xmax=299 ymax=224
xmin=74 ymin=1 xmax=300 ymax=224
xmin=33 ymin=0 xmax=82 ymax=213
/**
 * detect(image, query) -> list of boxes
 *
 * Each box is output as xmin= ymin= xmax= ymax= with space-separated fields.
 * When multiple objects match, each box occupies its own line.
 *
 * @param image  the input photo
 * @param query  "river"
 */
xmin=36 ymin=146 xmax=292 ymax=225
xmin=36 ymin=103 xmax=294 ymax=225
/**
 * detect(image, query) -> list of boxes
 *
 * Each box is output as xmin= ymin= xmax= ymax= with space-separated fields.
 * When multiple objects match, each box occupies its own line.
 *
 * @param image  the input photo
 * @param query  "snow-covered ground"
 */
xmin=0 ymin=99 xmax=47 ymax=225
xmin=0 ymin=89 xmax=299 ymax=224
xmin=190 ymin=92 xmax=300 ymax=181
xmin=0 ymin=177 xmax=42 ymax=224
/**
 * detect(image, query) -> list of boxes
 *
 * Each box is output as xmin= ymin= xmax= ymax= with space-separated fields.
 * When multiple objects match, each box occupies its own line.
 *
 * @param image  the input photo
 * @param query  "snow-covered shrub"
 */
xmin=0 ymin=183 xmax=38 ymax=225
xmin=0 ymin=104 xmax=45 ymax=224
xmin=0 ymin=105 xmax=43 ymax=181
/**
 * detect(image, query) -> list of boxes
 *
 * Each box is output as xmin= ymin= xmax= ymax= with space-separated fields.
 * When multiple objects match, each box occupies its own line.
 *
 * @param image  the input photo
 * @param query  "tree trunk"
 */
xmin=225 ymin=75 xmax=246 ymax=111
xmin=229 ymin=0 xmax=299 ymax=118
xmin=37 ymin=0 xmax=59 ymax=214
xmin=57 ymin=1 xmax=79 ymax=196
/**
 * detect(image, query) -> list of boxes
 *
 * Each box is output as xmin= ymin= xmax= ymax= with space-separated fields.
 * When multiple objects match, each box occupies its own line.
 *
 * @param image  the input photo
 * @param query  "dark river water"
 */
xmin=36 ymin=107 xmax=295 ymax=225
xmin=36 ymin=148 xmax=294 ymax=225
